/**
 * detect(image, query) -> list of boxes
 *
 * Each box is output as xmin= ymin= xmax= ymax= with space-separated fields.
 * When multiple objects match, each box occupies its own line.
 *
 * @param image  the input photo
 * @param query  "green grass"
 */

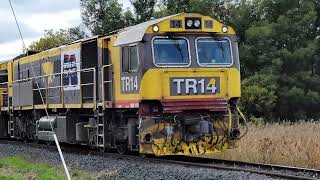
xmin=0 ymin=177 xmax=20 ymax=180
xmin=0 ymin=156 xmax=92 ymax=180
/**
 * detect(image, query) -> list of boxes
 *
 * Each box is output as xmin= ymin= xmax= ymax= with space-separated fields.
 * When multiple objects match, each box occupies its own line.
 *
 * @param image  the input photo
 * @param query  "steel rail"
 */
xmin=153 ymin=158 xmax=320 ymax=180
xmin=87 ymin=152 xmax=320 ymax=180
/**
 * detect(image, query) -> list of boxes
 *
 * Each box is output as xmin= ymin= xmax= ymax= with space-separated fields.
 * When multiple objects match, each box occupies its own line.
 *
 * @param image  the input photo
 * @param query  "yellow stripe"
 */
xmin=140 ymin=68 xmax=241 ymax=100
xmin=61 ymin=43 xmax=81 ymax=51
xmin=145 ymin=13 xmax=236 ymax=35
xmin=14 ymin=48 xmax=61 ymax=65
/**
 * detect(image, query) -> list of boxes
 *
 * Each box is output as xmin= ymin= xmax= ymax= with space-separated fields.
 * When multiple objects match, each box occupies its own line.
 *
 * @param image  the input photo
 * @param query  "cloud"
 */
xmin=1 ymin=0 xmax=80 ymax=14
xmin=23 ymin=9 xmax=81 ymax=33
xmin=0 ymin=22 xmax=41 ymax=43
xmin=0 ymin=37 xmax=38 ymax=61
xmin=2 ymin=0 xmax=133 ymax=16
xmin=0 ymin=7 xmax=81 ymax=59
xmin=0 ymin=8 xmax=80 ymax=48
xmin=0 ymin=0 xmax=133 ymax=60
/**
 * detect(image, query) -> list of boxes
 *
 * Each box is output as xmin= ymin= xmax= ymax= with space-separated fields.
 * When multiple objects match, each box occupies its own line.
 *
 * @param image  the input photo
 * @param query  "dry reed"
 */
xmin=210 ymin=121 xmax=320 ymax=169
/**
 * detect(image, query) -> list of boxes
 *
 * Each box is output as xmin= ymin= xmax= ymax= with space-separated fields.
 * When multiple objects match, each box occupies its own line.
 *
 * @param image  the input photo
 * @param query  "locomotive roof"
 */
xmin=114 ymin=13 xmax=181 ymax=46
xmin=0 ymin=59 xmax=11 ymax=64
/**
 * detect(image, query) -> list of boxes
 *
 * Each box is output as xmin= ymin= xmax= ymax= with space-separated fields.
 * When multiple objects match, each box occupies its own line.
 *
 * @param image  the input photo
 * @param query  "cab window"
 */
xmin=122 ymin=45 xmax=139 ymax=72
xmin=196 ymin=38 xmax=232 ymax=66
xmin=153 ymin=37 xmax=190 ymax=67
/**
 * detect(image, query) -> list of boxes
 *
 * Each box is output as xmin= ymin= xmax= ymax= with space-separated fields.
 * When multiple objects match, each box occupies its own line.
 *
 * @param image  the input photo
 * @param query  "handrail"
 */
xmin=8 ymin=67 xmax=97 ymax=109
xmin=102 ymin=64 xmax=112 ymax=68
xmin=12 ymin=67 xmax=96 ymax=83
xmin=101 ymin=64 xmax=113 ymax=109
xmin=93 ymin=68 xmax=97 ymax=109
xmin=32 ymin=83 xmax=95 ymax=91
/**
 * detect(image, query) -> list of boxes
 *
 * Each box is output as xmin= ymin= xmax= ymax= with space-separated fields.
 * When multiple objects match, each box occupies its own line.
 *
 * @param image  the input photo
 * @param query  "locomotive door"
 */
xmin=98 ymin=38 xmax=113 ymax=107
xmin=81 ymin=40 xmax=97 ymax=104
xmin=119 ymin=44 xmax=140 ymax=95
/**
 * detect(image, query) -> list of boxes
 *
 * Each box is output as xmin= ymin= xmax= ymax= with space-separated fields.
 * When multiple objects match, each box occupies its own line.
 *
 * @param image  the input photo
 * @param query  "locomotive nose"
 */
xmin=140 ymin=69 xmax=229 ymax=101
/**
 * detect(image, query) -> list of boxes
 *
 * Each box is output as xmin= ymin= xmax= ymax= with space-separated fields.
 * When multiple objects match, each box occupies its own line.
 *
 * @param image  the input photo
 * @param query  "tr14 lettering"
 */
xmin=172 ymin=77 xmax=218 ymax=95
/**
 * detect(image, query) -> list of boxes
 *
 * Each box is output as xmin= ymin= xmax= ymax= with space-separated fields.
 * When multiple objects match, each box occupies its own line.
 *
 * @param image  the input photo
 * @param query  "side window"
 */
xmin=130 ymin=46 xmax=138 ymax=71
xmin=122 ymin=45 xmax=139 ymax=72
xmin=122 ymin=46 xmax=130 ymax=72
xmin=17 ymin=63 xmax=20 ymax=80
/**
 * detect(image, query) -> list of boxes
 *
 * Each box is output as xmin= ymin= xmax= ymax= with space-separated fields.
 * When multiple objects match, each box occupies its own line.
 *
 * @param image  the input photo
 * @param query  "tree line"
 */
xmin=28 ymin=0 xmax=320 ymax=121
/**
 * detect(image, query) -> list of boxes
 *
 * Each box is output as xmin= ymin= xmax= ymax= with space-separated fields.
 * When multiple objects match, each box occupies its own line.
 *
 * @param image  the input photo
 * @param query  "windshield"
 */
xmin=153 ymin=38 xmax=190 ymax=67
xmin=196 ymin=38 xmax=232 ymax=66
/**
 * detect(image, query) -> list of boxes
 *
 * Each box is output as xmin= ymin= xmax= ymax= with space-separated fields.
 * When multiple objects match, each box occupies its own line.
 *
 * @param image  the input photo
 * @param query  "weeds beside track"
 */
xmin=210 ymin=121 xmax=320 ymax=169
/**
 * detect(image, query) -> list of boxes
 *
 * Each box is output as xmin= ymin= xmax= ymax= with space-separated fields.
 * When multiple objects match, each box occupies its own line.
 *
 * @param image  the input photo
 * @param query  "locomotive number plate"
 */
xmin=170 ymin=77 xmax=220 ymax=96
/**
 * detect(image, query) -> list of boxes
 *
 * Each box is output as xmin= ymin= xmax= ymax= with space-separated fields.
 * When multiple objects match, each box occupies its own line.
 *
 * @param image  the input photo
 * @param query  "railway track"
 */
xmin=1 ymin=139 xmax=319 ymax=179
xmin=93 ymin=153 xmax=320 ymax=180
xmin=156 ymin=157 xmax=320 ymax=180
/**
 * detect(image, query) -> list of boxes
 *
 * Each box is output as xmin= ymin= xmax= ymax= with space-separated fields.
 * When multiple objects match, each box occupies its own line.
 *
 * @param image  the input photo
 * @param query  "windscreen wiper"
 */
xmin=168 ymin=34 xmax=185 ymax=62
xmin=174 ymin=39 xmax=184 ymax=62
xmin=217 ymin=40 xmax=226 ymax=63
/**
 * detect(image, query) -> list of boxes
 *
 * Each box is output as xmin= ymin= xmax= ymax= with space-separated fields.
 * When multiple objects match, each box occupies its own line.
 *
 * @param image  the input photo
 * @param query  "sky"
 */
xmin=0 ymin=0 xmax=131 ymax=60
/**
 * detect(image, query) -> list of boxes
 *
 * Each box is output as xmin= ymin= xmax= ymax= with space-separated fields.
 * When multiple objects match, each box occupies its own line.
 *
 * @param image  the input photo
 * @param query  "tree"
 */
xmin=28 ymin=29 xmax=69 ymax=52
xmin=155 ymin=0 xmax=238 ymax=23
xmin=240 ymin=73 xmax=278 ymax=120
xmin=130 ymin=0 xmax=156 ymax=23
xmin=162 ymin=0 xmax=191 ymax=14
xmin=123 ymin=9 xmax=135 ymax=27
xmin=67 ymin=25 xmax=89 ymax=42
xmin=240 ymin=0 xmax=320 ymax=120
xmin=80 ymin=0 xmax=125 ymax=35
xmin=28 ymin=27 xmax=88 ymax=52
xmin=228 ymin=1 xmax=262 ymax=45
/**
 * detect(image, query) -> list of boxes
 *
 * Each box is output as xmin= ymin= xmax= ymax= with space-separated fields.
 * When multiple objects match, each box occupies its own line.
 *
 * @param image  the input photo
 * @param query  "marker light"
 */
xmin=186 ymin=20 xmax=193 ymax=27
xmin=153 ymin=25 xmax=159 ymax=32
xmin=194 ymin=20 xmax=201 ymax=28
xmin=222 ymin=26 xmax=228 ymax=33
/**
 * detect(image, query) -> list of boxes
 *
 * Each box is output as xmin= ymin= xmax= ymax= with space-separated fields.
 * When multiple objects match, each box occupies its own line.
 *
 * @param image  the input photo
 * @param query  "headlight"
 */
xmin=222 ymin=26 xmax=228 ymax=33
xmin=194 ymin=20 xmax=201 ymax=28
xmin=185 ymin=17 xmax=202 ymax=29
xmin=186 ymin=20 xmax=193 ymax=27
xmin=153 ymin=25 xmax=159 ymax=32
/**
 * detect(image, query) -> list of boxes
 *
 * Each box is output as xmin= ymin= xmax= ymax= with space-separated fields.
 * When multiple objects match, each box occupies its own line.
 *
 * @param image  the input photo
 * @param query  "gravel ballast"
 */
xmin=0 ymin=142 xmax=274 ymax=180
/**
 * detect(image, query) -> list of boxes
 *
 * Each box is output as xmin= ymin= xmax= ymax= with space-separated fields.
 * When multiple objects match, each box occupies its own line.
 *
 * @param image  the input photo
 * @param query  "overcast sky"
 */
xmin=0 ymin=0 xmax=131 ymax=60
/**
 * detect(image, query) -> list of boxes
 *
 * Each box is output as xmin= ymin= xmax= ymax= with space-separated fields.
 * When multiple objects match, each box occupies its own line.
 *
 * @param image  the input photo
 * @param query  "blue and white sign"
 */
xmin=61 ymin=48 xmax=81 ymax=91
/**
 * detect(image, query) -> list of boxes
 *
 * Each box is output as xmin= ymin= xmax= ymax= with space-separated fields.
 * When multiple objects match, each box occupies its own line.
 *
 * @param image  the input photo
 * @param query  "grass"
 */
xmin=0 ymin=156 xmax=92 ymax=180
xmin=210 ymin=121 xmax=320 ymax=169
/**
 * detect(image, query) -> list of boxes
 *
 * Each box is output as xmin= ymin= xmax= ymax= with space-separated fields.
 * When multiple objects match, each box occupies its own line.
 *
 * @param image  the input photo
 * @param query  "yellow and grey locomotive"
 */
xmin=0 ymin=13 xmax=246 ymax=156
